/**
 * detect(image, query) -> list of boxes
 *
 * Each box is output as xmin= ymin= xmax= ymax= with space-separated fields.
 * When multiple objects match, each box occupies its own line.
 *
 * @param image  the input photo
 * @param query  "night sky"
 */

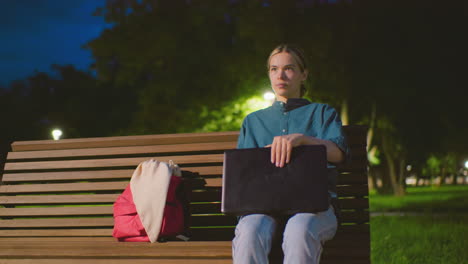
xmin=0 ymin=0 xmax=109 ymax=87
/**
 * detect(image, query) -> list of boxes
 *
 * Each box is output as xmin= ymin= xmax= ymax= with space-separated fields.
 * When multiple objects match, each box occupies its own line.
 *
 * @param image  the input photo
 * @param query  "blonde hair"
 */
xmin=267 ymin=44 xmax=308 ymax=97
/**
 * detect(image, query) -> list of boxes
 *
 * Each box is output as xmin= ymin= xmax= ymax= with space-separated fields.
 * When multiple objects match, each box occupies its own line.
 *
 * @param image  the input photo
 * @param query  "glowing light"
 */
xmin=52 ymin=129 xmax=63 ymax=140
xmin=246 ymin=97 xmax=271 ymax=111
xmin=263 ymin=91 xmax=275 ymax=101
xmin=465 ymin=161 xmax=468 ymax=169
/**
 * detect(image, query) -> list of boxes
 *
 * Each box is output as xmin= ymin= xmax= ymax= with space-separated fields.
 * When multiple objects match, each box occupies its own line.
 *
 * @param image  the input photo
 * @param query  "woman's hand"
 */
xmin=266 ymin=134 xmax=345 ymax=167
xmin=267 ymin=133 xmax=305 ymax=168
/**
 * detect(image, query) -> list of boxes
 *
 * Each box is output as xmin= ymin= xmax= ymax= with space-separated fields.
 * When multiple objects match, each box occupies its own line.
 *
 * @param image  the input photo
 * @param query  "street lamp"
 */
xmin=263 ymin=91 xmax=275 ymax=101
xmin=52 ymin=129 xmax=63 ymax=140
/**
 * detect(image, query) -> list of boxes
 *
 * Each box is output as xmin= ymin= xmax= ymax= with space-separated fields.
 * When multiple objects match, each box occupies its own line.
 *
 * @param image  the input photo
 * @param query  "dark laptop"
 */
xmin=221 ymin=145 xmax=329 ymax=216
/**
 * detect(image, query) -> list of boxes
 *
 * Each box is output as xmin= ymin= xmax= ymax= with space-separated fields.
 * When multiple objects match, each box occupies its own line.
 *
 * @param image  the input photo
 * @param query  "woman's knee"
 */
xmin=284 ymin=209 xmax=337 ymax=243
xmin=234 ymin=214 xmax=277 ymax=244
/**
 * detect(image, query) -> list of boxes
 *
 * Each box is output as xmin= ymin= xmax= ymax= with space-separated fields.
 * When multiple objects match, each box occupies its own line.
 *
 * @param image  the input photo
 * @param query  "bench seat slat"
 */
xmin=0 ymin=258 xmax=369 ymax=264
xmin=0 ymin=241 xmax=233 ymax=258
xmin=0 ymin=231 xmax=370 ymax=246
xmin=0 ymin=224 xmax=368 ymax=238
xmin=0 ymin=232 xmax=369 ymax=257
xmin=0 ymin=259 xmax=233 ymax=264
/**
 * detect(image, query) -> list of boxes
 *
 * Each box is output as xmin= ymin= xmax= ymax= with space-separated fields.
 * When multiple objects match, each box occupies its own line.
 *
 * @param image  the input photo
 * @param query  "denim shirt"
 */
xmin=236 ymin=98 xmax=348 ymax=194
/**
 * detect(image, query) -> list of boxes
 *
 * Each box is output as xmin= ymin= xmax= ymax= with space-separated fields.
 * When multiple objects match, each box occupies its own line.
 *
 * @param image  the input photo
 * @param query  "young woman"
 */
xmin=232 ymin=44 xmax=348 ymax=264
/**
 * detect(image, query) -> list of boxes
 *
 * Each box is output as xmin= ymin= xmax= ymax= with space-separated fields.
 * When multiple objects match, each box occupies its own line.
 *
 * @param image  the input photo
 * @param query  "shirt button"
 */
xmin=283 ymin=112 xmax=287 ymax=115
xmin=282 ymin=129 xmax=286 ymax=133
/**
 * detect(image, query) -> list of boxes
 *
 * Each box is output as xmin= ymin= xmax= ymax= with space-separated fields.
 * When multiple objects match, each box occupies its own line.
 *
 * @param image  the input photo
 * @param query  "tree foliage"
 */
xmin=1 ymin=0 xmax=466 ymax=195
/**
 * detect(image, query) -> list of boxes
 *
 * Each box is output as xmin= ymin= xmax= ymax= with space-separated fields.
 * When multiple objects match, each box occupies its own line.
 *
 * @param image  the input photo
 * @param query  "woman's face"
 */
xmin=268 ymin=52 xmax=307 ymax=102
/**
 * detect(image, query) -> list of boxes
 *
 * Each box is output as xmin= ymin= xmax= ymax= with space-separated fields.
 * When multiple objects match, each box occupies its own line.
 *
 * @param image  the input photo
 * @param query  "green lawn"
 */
xmin=369 ymin=185 xmax=468 ymax=213
xmin=369 ymin=185 xmax=468 ymax=264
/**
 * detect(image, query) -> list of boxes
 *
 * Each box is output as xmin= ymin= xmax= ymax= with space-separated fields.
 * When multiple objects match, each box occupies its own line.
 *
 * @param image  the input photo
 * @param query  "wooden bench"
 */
xmin=0 ymin=125 xmax=369 ymax=264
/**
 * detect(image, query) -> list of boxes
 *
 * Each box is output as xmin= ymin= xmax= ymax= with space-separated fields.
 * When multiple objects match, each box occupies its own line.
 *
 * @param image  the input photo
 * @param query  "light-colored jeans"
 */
xmin=232 ymin=206 xmax=337 ymax=264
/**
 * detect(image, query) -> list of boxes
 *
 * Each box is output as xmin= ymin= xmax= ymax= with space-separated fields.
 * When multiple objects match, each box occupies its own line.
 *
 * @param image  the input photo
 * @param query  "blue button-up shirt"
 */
xmin=237 ymin=99 xmax=348 ymax=193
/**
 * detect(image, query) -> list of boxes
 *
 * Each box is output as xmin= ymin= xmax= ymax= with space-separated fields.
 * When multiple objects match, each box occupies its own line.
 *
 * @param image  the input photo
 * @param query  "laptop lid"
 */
xmin=221 ymin=145 xmax=329 ymax=216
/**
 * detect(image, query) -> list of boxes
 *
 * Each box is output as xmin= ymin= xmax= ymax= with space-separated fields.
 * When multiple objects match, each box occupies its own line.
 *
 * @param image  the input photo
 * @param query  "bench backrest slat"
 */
xmin=11 ymin=132 xmax=240 ymax=151
xmin=7 ymin=142 xmax=237 ymax=160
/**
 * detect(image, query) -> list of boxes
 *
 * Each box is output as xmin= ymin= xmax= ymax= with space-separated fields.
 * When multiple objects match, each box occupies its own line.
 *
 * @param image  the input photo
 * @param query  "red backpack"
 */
xmin=112 ymin=174 xmax=192 ymax=242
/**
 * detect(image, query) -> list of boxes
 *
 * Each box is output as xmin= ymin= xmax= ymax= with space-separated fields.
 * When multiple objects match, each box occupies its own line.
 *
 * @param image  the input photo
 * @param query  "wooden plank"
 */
xmin=0 ymin=228 xmax=233 ymax=239
xmin=4 ymin=153 xmax=365 ymax=173
xmin=0 ymin=238 xmax=369 ymax=260
xmin=337 ymin=172 xmax=367 ymax=185
xmin=2 ymin=170 xmax=366 ymax=189
xmin=2 ymin=168 xmax=365 ymax=185
xmin=7 ymin=142 xmax=236 ymax=161
xmin=4 ymin=154 xmax=223 ymax=171
xmin=190 ymin=198 xmax=369 ymax=214
xmin=0 ymin=259 xmax=234 ymax=264
xmin=0 ymin=218 xmax=113 ymax=228
xmin=0 ymin=257 xmax=368 ymax=264
xmin=321 ymin=259 xmax=370 ymax=264
xmin=191 ymin=185 xmax=370 ymax=202
xmin=0 ymin=183 xmax=368 ymax=201
xmin=342 ymin=125 xmax=368 ymax=146
xmin=0 ymin=206 xmax=114 ymax=217
xmin=0 ymin=237 xmax=117 ymax=242
xmin=11 ymin=132 xmax=240 ymax=152
xmin=337 ymin=198 xmax=369 ymax=209
xmin=0 ymin=239 xmax=369 ymax=258
xmin=1 ymin=170 xmax=135 ymax=183
xmin=0 ymin=190 xmax=222 ymax=205
xmin=0 ymin=213 xmax=367 ymax=229
xmin=0 ymin=207 xmax=368 ymax=224
xmin=0 ymin=204 xmax=228 ymax=217
xmin=340 ymin=211 xmax=370 ymax=223
xmin=0 ymin=230 xmax=370 ymax=245
xmin=0 ymin=181 xmax=128 ymax=194
xmin=0 ymin=194 xmax=120 ymax=205
xmin=9 ymin=125 xmax=367 ymax=152
xmin=204 ymin=173 xmax=368 ymax=187
xmin=0 ymin=241 xmax=233 ymax=258
xmin=192 ymin=185 xmax=369 ymax=200
xmin=0 ymin=215 xmax=237 ymax=228
xmin=2 ymin=166 xmax=222 ymax=183
xmin=0 ymin=224 xmax=367 ymax=238
xmin=336 ymin=185 xmax=369 ymax=197
xmin=0 ymin=229 xmax=113 ymax=237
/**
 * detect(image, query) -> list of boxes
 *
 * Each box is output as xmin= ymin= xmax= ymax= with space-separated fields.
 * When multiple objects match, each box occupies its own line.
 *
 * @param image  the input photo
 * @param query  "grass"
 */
xmin=369 ymin=185 xmax=468 ymax=264
xmin=369 ymin=185 xmax=468 ymax=213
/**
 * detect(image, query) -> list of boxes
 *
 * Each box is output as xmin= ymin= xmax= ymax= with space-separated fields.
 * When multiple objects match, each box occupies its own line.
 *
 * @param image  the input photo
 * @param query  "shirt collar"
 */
xmin=272 ymin=98 xmax=311 ymax=112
